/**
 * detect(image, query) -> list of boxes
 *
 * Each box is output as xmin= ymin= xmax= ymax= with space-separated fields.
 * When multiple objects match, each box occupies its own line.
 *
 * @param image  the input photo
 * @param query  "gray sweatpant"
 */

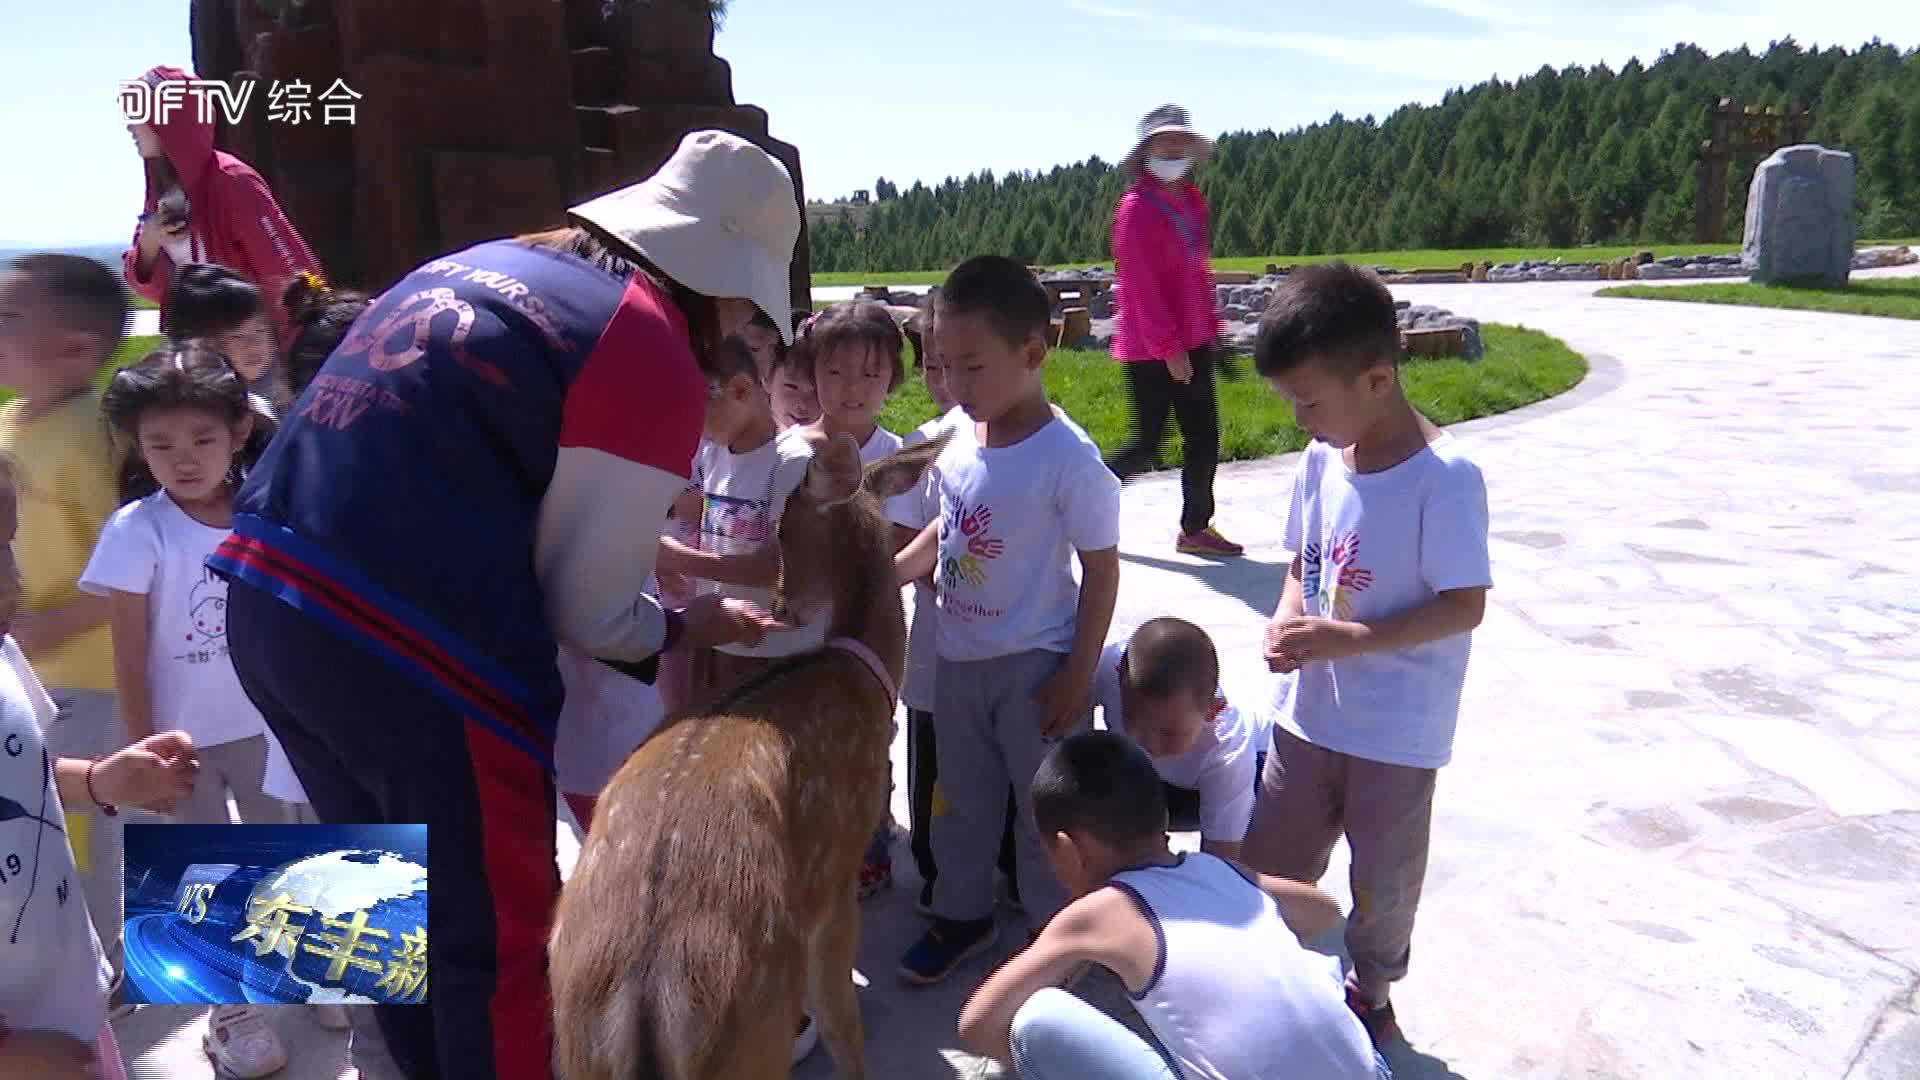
xmin=931 ymin=649 xmax=1090 ymax=929
xmin=170 ymin=733 xmax=295 ymax=826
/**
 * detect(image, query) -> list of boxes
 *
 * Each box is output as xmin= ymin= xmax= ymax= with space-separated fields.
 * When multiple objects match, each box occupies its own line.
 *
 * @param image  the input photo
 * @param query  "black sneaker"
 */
xmin=899 ymin=916 xmax=997 ymax=986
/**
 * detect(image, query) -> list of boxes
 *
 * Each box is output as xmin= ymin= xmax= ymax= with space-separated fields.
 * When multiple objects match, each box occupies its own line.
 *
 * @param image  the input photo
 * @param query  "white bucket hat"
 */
xmin=1122 ymin=103 xmax=1215 ymax=175
xmin=568 ymin=130 xmax=801 ymax=344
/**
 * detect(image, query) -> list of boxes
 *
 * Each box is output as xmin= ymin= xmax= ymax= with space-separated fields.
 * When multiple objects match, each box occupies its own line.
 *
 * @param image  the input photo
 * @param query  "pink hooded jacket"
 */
xmin=1110 ymin=175 xmax=1220 ymax=362
xmin=122 ymin=66 xmax=322 ymax=346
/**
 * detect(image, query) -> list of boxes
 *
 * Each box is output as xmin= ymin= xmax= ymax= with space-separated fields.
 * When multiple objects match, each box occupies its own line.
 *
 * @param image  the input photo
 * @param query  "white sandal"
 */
xmin=204 ymin=1006 xmax=289 ymax=1078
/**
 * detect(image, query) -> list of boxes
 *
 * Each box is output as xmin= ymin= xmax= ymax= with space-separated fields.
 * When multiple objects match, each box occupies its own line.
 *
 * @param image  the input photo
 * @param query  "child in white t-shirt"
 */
xmin=1092 ymin=618 xmax=1260 ymax=862
xmin=658 ymin=338 xmax=819 ymax=692
xmin=1 ymin=455 xmax=194 ymax=1080
xmin=958 ymin=732 xmax=1386 ymax=1080
xmin=793 ymin=301 xmax=913 ymax=899
xmin=79 ymin=345 xmax=314 ymax=1075
xmin=896 ymin=288 xmax=1024 ymax=916
xmin=894 ymin=257 xmax=1121 ymax=985
xmin=1248 ymin=262 xmax=1492 ymax=1048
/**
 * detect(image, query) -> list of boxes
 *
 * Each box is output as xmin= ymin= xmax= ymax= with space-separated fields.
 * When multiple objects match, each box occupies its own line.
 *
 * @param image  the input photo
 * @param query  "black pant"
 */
xmin=1106 ymin=344 xmax=1222 ymax=535
xmin=227 ymin=582 xmax=557 ymax=1080
xmin=908 ymin=708 xmax=1017 ymax=895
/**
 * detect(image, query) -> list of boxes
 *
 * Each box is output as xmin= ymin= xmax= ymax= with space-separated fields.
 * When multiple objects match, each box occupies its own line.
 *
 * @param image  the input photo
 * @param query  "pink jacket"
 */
xmin=122 ymin=66 xmax=322 ymax=346
xmin=1110 ymin=176 xmax=1219 ymax=361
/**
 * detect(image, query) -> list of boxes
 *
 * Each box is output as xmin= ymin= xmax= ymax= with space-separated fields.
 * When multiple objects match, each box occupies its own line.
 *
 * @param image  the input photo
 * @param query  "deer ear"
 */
xmin=865 ymin=430 xmax=952 ymax=500
xmin=804 ymin=433 xmax=864 ymax=504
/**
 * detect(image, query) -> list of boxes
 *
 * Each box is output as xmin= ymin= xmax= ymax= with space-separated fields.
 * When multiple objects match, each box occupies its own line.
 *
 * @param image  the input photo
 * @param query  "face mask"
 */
xmin=1147 ymin=155 xmax=1192 ymax=181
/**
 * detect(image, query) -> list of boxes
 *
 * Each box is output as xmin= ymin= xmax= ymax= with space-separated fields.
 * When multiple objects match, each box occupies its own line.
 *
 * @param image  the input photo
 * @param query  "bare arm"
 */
xmin=1350 ymin=586 xmax=1487 ymax=654
xmin=657 ymin=536 xmax=781 ymax=589
xmin=1249 ymin=871 xmax=1343 ymax=940
xmin=893 ymin=519 xmax=939 ymax=586
xmin=107 ymin=590 xmax=156 ymax=742
xmin=958 ymin=889 xmax=1151 ymax=1064
xmin=1199 ymin=838 xmax=1242 ymax=863
xmin=1065 ymin=546 xmax=1120 ymax=685
xmin=13 ymin=593 xmax=110 ymax=660
xmin=1262 ymin=554 xmax=1306 ymax=673
xmin=0 ymin=1028 xmax=98 ymax=1079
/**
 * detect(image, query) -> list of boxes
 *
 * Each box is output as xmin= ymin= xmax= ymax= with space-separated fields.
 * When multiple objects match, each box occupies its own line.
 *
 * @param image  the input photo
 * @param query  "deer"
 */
xmin=549 ymin=429 xmax=950 ymax=1080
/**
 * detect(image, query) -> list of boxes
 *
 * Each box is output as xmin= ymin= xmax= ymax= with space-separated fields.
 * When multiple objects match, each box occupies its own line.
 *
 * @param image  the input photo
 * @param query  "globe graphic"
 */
xmin=235 ymin=849 xmax=429 ymax=1005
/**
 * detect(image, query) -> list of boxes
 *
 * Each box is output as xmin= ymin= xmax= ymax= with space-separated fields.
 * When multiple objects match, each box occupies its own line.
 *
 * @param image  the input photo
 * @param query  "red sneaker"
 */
xmin=1344 ymin=983 xmax=1402 ymax=1047
xmin=1177 ymin=526 xmax=1245 ymax=556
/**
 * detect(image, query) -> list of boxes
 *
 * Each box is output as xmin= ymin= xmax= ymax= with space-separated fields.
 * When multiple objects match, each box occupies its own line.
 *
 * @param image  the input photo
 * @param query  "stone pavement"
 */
xmin=117 ymin=266 xmax=1920 ymax=1078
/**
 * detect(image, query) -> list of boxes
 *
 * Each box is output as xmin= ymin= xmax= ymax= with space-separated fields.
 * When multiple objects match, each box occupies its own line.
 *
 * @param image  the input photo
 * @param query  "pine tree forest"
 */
xmin=808 ymin=39 xmax=1920 ymax=272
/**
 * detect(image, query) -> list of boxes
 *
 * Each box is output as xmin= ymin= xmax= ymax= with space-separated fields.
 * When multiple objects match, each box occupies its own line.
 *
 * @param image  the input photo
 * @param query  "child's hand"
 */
xmin=672 ymin=489 xmax=703 ymax=523
xmin=678 ymin=594 xmax=793 ymax=650
xmin=94 ymin=731 xmax=199 ymax=814
xmin=1033 ymin=664 xmax=1093 ymax=738
xmin=1262 ymin=620 xmax=1303 ymax=673
xmin=1268 ymin=616 xmax=1365 ymax=666
xmin=0 ymin=1025 xmax=101 ymax=1078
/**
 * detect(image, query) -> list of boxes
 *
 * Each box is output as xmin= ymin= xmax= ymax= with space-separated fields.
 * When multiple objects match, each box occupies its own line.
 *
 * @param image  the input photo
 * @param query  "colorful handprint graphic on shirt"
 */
xmin=1304 ymin=530 xmax=1371 ymax=620
xmin=941 ymin=500 xmax=1003 ymax=590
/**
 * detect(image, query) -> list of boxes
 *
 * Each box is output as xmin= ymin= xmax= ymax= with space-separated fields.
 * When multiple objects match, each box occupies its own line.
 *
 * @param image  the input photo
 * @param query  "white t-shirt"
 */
xmin=554 ymin=646 xmax=666 ymax=798
xmin=927 ymin=408 xmax=1120 ymax=663
xmin=1110 ymin=853 xmax=1378 ymax=1080
xmin=78 ymin=492 xmax=276 ymax=751
xmin=696 ymin=428 xmax=821 ymax=658
xmin=0 ymin=637 xmax=112 ymax=1042
xmin=1271 ymin=437 xmax=1491 ymax=769
xmin=1092 ymin=637 xmax=1257 ymax=844
xmin=891 ymin=415 xmax=958 ymax=711
xmin=260 ymin=733 xmax=308 ymax=804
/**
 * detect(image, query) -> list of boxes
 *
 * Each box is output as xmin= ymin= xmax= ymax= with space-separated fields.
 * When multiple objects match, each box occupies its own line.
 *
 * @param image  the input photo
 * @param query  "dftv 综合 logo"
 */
xmin=117 ymin=76 xmax=361 ymax=127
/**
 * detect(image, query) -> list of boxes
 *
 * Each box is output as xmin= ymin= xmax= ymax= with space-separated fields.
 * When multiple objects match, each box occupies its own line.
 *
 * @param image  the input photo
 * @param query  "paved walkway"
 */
xmin=117 ymin=266 xmax=1920 ymax=1078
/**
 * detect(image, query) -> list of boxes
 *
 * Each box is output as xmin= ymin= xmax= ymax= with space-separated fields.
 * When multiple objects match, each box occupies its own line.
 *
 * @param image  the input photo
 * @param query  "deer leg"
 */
xmin=808 ymin=893 xmax=868 ymax=1080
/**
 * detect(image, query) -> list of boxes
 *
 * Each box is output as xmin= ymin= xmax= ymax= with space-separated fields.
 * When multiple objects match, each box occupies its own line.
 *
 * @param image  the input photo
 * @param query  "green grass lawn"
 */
xmin=877 ymin=323 xmax=1586 ymax=466
xmin=1597 ymin=276 xmax=1920 ymax=320
xmin=132 ymin=295 xmax=157 ymax=310
xmin=16 ymin=327 xmax=1581 ymax=467
xmin=812 ymin=238 xmax=1920 ymax=289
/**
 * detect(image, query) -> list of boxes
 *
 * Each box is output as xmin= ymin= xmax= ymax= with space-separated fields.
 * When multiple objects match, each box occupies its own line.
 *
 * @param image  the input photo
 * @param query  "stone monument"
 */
xmin=187 ymin=0 xmax=809 ymax=307
xmin=1742 ymin=144 xmax=1855 ymax=288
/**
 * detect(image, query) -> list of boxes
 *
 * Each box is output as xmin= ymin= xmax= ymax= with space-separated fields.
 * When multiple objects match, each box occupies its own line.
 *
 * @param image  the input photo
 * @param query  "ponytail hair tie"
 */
xmin=800 ymin=312 xmax=822 ymax=337
xmin=296 ymin=270 xmax=333 ymax=301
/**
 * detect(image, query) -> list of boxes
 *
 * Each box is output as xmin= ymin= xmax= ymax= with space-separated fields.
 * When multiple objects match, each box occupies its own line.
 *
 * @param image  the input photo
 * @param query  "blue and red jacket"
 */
xmin=211 ymin=239 xmax=706 ymax=769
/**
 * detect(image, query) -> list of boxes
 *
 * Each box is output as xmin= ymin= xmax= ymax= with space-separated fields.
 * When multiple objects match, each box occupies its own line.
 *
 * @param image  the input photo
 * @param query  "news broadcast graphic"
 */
xmin=122 ymin=824 xmax=427 ymax=1007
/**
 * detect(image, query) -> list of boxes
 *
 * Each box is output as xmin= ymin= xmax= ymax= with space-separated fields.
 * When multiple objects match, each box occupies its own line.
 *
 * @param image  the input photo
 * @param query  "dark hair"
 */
xmin=1254 ymin=262 xmax=1401 ymax=379
xmin=1032 ymin=731 xmax=1168 ymax=852
xmin=282 ymin=273 xmax=372 ymax=396
xmin=711 ymin=334 xmax=760 ymax=383
xmin=941 ymin=256 xmax=1050 ymax=350
xmin=102 ymin=343 xmax=275 ymax=504
xmin=165 ymin=264 xmax=265 ymax=341
xmin=1122 ymin=618 xmax=1219 ymax=703
xmin=516 ymin=226 xmax=724 ymax=377
xmin=796 ymin=300 xmax=905 ymax=393
xmin=7 ymin=253 xmax=130 ymax=360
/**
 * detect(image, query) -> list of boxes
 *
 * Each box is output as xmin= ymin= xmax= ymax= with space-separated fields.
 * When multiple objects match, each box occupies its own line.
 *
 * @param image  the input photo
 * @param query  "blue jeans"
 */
xmin=1009 ymin=987 xmax=1394 ymax=1079
xmin=1010 ymin=989 xmax=1177 ymax=1080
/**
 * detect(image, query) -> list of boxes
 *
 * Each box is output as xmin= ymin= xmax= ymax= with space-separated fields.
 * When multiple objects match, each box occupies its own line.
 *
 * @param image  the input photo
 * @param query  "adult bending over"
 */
xmin=1105 ymin=104 xmax=1243 ymax=557
xmin=213 ymin=131 xmax=799 ymax=1080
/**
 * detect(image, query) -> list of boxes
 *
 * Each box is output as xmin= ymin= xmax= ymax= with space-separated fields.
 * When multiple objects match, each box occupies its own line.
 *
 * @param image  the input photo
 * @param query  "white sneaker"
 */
xmin=791 ymin=1012 xmax=819 ymax=1065
xmin=204 ymin=1006 xmax=290 ymax=1078
xmin=312 ymin=1003 xmax=353 ymax=1031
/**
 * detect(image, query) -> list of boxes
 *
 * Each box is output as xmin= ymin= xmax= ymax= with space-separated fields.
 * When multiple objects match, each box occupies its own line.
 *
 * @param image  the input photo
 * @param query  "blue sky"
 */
xmin=1 ymin=0 xmax=1914 ymax=249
